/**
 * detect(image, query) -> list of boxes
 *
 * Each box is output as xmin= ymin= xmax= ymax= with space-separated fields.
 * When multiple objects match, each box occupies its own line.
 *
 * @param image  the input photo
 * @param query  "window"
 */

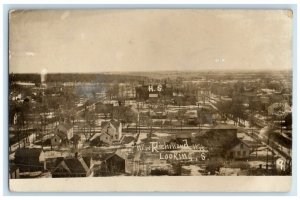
xmin=243 ymin=151 xmax=247 ymax=156
xmin=237 ymin=151 xmax=241 ymax=156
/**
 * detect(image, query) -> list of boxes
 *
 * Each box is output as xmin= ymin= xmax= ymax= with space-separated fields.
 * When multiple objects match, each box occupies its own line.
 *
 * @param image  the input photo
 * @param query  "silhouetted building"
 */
xmin=14 ymin=148 xmax=46 ymax=173
xmin=52 ymin=153 xmax=93 ymax=178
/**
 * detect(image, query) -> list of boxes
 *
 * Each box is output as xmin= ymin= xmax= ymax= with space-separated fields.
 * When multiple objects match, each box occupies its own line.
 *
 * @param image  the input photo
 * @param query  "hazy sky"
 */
xmin=9 ymin=9 xmax=293 ymax=73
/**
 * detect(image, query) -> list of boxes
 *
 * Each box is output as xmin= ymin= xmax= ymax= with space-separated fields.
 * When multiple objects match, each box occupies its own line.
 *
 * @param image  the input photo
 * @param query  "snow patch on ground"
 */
xmin=248 ymin=160 xmax=272 ymax=168
xmin=181 ymin=165 xmax=204 ymax=176
xmin=153 ymin=132 xmax=171 ymax=137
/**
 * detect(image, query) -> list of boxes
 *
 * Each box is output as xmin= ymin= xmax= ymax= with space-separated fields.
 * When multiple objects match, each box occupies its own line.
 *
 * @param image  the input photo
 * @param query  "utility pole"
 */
xmin=41 ymin=117 xmax=44 ymax=150
xmin=138 ymin=103 xmax=140 ymax=134
xmin=17 ymin=123 xmax=21 ymax=148
xmin=135 ymin=102 xmax=140 ymax=134
xmin=266 ymin=135 xmax=270 ymax=173
xmin=253 ymin=128 xmax=258 ymax=158
xmin=280 ymin=114 xmax=283 ymax=136
xmin=272 ymin=144 xmax=275 ymax=175
xmin=198 ymin=115 xmax=201 ymax=132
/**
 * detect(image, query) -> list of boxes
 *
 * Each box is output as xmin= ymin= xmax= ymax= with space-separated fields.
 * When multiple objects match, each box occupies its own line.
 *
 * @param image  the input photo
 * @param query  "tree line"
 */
xmin=9 ymin=73 xmax=149 ymax=84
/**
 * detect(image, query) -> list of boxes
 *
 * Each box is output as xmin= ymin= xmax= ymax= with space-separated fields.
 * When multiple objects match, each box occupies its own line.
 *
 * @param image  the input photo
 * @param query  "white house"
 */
xmin=99 ymin=120 xmax=122 ymax=145
xmin=226 ymin=139 xmax=251 ymax=159
xmin=57 ymin=123 xmax=73 ymax=140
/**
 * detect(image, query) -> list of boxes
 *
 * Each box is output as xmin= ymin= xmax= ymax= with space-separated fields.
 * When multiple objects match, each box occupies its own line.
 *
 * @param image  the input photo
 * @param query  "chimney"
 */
xmin=75 ymin=152 xmax=79 ymax=159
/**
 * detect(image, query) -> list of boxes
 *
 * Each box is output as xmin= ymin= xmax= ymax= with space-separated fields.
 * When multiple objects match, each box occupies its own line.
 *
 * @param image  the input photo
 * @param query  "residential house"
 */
xmin=226 ymin=139 xmax=252 ymax=159
xmin=89 ymin=120 xmax=122 ymax=146
xmin=50 ymin=130 xmax=71 ymax=147
xmin=14 ymin=148 xmax=46 ymax=173
xmin=99 ymin=120 xmax=122 ymax=145
xmin=57 ymin=123 xmax=73 ymax=140
xmin=52 ymin=153 xmax=93 ymax=178
xmin=98 ymin=152 xmax=126 ymax=176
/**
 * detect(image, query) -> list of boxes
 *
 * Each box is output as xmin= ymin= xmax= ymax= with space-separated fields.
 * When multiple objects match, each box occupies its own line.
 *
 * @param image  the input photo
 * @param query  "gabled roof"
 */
xmin=51 ymin=134 xmax=63 ymax=140
xmin=89 ymin=132 xmax=101 ymax=141
xmin=14 ymin=148 xmax=44 ymax=172
xmin=241 ymin=140 xmax=258 ymax=147
xmin=101 ymin=150 xmax=125 ymax=161
xmin=110 ymin=119 xmax=121 ymax=128
xmin=54 ymin=156 xmax=90 ymax=175
xmin=15 ymin=148 xmax=43 ymax=159
xmin=101 ymin=119 xmax=121 ymax=129
xmin=82 ymin=156 xmax=92 ymax=168
xmin=101 ymin=121 xmax=111 ymax=128
xmin=55 ymin=157 xmax=64 ymax=165
xmin=101 ymin=126 xmax=115 ymax=136
xmin=227 ymin=138 xmax=251 ymax=150
xmin=56 ymin=132 xmax=67 ymax=140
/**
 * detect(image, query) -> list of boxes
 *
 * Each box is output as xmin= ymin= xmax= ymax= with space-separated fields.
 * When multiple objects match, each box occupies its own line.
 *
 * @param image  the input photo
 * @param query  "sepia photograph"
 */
xmin=8 ymin=8 xmax=293 ymax=192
